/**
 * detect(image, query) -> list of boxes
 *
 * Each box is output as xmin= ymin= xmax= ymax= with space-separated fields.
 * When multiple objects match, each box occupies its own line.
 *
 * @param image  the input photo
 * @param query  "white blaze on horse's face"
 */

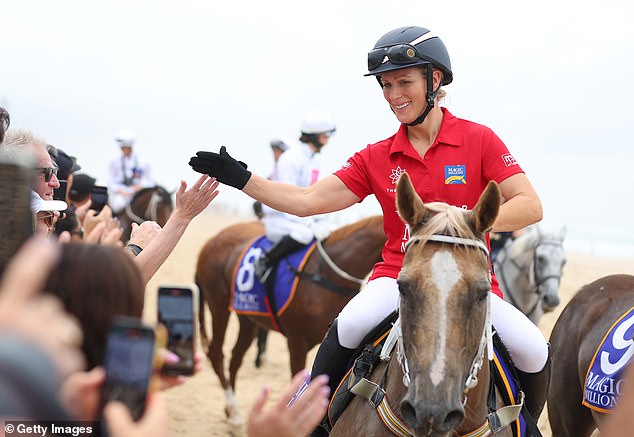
xmin=429 ymin=250 xmax=462 ymax=386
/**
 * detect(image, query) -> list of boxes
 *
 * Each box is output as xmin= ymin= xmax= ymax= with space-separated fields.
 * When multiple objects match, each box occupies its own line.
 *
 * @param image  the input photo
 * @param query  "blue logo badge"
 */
xmin=444 ymin=165 xmax=466 ymax=184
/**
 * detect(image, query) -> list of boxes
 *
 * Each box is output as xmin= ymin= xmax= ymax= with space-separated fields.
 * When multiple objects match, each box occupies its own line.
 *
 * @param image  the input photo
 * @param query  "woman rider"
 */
xmin=189 ymin=25 xmax=550 ymax=431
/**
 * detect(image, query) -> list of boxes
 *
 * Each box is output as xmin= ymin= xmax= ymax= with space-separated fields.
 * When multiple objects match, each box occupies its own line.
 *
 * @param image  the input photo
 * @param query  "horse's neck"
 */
xmin=325 ymin=219 xmax=385 ymax=276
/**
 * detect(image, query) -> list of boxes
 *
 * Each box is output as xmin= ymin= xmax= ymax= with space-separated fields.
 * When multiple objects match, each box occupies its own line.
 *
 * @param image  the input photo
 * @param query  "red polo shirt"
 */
xmin=334 ymin=108 xmax=523 ymax=297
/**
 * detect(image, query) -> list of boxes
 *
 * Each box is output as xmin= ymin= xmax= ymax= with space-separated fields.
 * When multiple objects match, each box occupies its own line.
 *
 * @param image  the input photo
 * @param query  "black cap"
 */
xmin=49 ymin=147 xmax=81 ymax=181
xmin=69 ymin=173 xmax=96 ymax=198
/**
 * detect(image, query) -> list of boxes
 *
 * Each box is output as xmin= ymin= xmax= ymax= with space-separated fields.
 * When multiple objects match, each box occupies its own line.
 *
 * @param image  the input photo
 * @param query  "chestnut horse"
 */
xmin=115 ymin=185 xmax=173 ymax=242
xmin=331 ymin=174 xmax=518 ymax=437
xmin=548 ymin=274 xmax=634 ymax=437
xmin=196 ymin=215 xmax=385 ymax=425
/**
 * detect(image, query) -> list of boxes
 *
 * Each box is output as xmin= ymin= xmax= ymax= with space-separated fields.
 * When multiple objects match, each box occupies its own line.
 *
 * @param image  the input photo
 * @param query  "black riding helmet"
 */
xmin=366 ymin=26 xmax=453 ymax=126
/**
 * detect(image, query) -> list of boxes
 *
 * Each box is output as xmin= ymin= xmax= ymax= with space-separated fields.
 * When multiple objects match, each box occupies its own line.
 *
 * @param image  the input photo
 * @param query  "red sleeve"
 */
xmin=334 ymin=146 xmax=374 ymax=200
xmin=482 ymin=129 xmax=524 ymax=183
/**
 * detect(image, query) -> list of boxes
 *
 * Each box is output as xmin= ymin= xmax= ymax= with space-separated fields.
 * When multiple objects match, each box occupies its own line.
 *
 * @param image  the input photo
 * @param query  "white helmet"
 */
xmin=115 ymin=129 xmax=136 ymax=147
xmin=270 ymin=137 xmax=292 ymax=151
xmin=300 ymin=111 xmax=336 ymax=136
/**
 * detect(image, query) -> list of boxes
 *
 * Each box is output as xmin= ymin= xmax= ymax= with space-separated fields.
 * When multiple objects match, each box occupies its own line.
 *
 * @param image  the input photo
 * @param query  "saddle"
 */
xmin=323 ymin=311 xmax=542 ymax=437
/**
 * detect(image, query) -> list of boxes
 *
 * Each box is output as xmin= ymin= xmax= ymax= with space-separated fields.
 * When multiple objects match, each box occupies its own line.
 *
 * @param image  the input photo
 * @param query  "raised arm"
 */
xmin=190 ymin=147 xmax=360 ymax=216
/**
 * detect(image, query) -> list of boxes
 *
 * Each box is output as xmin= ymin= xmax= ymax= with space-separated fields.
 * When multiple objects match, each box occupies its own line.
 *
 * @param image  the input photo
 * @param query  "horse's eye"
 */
xmin=536 ymin=255 xmax=546 ymax=265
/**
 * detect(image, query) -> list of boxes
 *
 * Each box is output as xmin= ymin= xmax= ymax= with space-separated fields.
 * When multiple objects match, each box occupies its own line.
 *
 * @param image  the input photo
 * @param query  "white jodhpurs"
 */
xmin=490 ymin=293 xmax=549 ymax=373
xmin=335 ymin=277 xmax=549 ymax=373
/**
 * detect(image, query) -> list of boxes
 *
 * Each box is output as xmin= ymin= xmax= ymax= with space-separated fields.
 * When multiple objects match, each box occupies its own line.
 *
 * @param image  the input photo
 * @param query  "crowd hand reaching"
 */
xmin=104 ymin=392 xmax=171 ymax=437
xmin=74 ymin=199 xmax=93 ymax=226
xmin=172 ymin=175 xmax=220 ymax=222
xmin=0 ymin=236 xmax=85 ymax=380
xmin=188 ymin=146 xmax=251 ymax=190
xmin=83 ymin=205 xmax=123 ymax=247
xmin=247 ymin=370 xmax=330 ymax=437
xmin=128 ymin=221 xmax=161 ymax=249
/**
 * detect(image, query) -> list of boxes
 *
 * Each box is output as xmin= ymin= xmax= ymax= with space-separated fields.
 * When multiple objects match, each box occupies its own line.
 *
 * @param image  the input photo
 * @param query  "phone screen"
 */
xmin=158 ymin=287 xmax=195 ymax=375
xmin=53 ymin=180 xmax=68 ymax=201
xmin=102 ymin=317 xmax=155 ymax=421
xmin=91 ymin=185 xmax=109 ymax=213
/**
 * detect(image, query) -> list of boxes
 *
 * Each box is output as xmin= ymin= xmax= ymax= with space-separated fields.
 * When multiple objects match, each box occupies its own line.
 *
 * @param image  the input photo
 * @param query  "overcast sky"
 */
xmin=2 ymin=0 xmax=633 ymax=250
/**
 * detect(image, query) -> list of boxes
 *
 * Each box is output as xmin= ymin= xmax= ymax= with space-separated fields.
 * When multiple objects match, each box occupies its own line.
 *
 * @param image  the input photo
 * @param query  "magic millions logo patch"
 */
xmin=444 ymin=165 xmax=466 ymax=184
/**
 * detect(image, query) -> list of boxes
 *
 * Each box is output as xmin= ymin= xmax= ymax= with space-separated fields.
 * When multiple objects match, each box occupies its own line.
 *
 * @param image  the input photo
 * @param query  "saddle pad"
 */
xmin=230 ymin=236 xmax=315 ymax=316
xmin=492 ymin=344 xmax=525 ymax=437
xmin=583 ymin=306 xmax=634 ymax=413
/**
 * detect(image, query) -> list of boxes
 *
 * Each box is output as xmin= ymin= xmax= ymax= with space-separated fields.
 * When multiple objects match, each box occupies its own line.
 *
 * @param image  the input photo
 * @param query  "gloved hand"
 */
xmin=189 ymin=146 xmax=252 ymax=190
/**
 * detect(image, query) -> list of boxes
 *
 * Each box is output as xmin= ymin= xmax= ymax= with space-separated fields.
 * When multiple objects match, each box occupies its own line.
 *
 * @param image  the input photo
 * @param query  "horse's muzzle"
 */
xmin=400 ymin=396 xmax=465 ymax=436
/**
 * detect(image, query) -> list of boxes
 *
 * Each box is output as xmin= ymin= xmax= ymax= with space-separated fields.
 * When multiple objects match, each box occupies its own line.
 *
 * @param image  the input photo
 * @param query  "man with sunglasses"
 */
xmin=1 ymin=129 xmax=62 ymax=202
xmin=191 ymin=26 xmax=549 ymax=433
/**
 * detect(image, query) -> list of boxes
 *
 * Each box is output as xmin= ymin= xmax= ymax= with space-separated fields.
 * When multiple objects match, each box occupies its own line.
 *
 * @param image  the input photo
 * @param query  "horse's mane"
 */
xmin=326 ymin=215 xmax=383 ymax=245
xmin=418 ymin=202 xmax=477 ymax=240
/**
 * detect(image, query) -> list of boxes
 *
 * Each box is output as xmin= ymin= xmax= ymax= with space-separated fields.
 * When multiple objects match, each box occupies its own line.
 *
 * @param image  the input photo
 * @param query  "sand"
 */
xmin=143 ymin=212 xmax=634 ymax=437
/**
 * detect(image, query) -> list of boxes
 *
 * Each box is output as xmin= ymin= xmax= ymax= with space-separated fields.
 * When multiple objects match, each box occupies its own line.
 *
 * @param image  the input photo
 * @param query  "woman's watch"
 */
xmin=125 ymin=243 xmax=143 ymax=256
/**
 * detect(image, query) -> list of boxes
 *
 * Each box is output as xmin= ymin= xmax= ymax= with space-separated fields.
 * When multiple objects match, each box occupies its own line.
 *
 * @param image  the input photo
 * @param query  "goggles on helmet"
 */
xmin=367 ymin=44 xmax=430 ymax=72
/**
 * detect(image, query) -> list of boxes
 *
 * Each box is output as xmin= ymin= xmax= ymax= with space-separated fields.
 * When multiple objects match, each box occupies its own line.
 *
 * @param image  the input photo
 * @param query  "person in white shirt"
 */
xmin=255 ymin=111 xmax=336 ymax=281
xmin=107 ymin=129 xmax=155 ymax=214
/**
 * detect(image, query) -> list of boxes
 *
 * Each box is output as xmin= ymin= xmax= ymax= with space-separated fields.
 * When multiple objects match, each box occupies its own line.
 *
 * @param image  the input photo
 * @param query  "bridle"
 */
xmin=496 ymin=238 xmax=564 ymax=317
xmin=124 ymin=188 xmax=168 ymax=224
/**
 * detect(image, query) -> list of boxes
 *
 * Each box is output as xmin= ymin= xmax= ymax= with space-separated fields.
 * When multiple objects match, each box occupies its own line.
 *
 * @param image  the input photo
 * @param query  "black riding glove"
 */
xmin=189 ymin=146 xmax=252 ymax=190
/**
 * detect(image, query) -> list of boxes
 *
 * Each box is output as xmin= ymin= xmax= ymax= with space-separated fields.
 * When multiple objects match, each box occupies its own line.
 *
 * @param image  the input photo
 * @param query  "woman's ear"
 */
xmin=432 ymin=69 xmax=443 ymax=90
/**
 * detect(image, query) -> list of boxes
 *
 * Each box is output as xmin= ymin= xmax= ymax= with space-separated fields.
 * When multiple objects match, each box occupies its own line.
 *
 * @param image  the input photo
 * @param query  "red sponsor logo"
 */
xmin=501 ymin=153 xmax=517 ymax=167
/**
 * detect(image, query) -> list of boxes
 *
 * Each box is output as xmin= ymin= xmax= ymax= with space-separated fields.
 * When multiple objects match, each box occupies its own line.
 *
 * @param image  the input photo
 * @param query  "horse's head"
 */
xmin=534 ymin=225 xmax=566 ymax=311
xmin=395 ymin=173 xmax=500 ymax=436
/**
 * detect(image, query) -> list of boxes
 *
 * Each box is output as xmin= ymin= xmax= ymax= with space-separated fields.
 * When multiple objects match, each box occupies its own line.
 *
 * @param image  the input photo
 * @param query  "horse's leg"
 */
xmin=254 ymin=327 xmax=268 ymax=368
xmin=287 ymin=334 xmax=311 ymax=376
xmin=207 ymin=304 xmax=241 ymax=424
xmin=228 ymin=315 xmax=258 ymax=391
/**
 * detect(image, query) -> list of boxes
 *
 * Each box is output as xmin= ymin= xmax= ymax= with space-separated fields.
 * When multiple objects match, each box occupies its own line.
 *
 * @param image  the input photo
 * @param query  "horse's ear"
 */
xmin=396 ymin=172 xmax=429 ymax=229
xmin=470 ymin=181 xmax=501 ymax=234
xmin=558 ymin=225 xmax=567 ymax=240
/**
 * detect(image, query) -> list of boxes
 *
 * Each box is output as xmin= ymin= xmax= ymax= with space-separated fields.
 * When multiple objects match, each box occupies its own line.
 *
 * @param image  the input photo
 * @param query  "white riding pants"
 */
xmin=336 ymin=277 xmax=548 ymax=373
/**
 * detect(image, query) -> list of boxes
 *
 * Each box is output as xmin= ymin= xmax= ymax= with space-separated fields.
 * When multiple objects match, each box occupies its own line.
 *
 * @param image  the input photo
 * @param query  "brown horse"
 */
xmin=115 ymin=186 xmax=173 ymax=242
xmin=196 ymin=215 xmax=385 ymax=425
xmin=548 ymin=274 xmax=634 ymax=437
xmin=331 ymin=174 xmax=517 ymax=437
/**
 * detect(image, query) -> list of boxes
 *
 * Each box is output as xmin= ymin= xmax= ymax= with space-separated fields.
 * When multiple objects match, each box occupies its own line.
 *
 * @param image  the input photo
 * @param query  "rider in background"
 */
xmin=254 ymin=112 xmax=336 ymax=282
xmin=107 ymin=129 xmax=155 ymax=214
xmin=253 ymin=138 xmax=291 ymax=220
xmin=190 ymin=26 xmax=549 ymax=433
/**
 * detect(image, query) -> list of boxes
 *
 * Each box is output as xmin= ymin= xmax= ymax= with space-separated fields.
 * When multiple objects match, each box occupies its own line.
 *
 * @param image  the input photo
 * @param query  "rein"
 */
xmin=497 ymin=238 xmax=563 ymax=317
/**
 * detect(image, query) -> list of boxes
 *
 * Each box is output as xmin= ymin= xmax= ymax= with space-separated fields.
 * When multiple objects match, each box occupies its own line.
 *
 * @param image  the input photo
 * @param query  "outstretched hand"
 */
xmin=246 ymin=370 xmax=329 ymax=437
xmin=188 ymin=146 xmax=251 ymax=190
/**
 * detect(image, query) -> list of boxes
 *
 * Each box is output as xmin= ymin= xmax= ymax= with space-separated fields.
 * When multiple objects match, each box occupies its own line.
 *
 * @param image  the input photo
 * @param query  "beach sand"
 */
xmin=143 ymin=212 xmax=634 ymax=437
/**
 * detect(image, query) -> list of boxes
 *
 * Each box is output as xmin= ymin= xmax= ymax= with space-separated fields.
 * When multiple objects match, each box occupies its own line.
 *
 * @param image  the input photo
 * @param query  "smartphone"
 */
xmin=157 ymin=286 xmax=195 ymax=375
xmin=101 ymin=316 xmax=156 ymax=421
xmin=53 ymin=180 xmax=68 ymax=201
xmin=91 ymin=185 xmax=109 ymax=213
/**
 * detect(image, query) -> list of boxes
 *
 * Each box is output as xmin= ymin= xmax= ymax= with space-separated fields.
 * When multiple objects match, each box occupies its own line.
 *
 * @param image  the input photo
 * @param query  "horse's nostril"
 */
xmin=443 ymin=409 xmax=465 ymax=430
xmin=400 ymin=399 xmax=417 ymax=427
